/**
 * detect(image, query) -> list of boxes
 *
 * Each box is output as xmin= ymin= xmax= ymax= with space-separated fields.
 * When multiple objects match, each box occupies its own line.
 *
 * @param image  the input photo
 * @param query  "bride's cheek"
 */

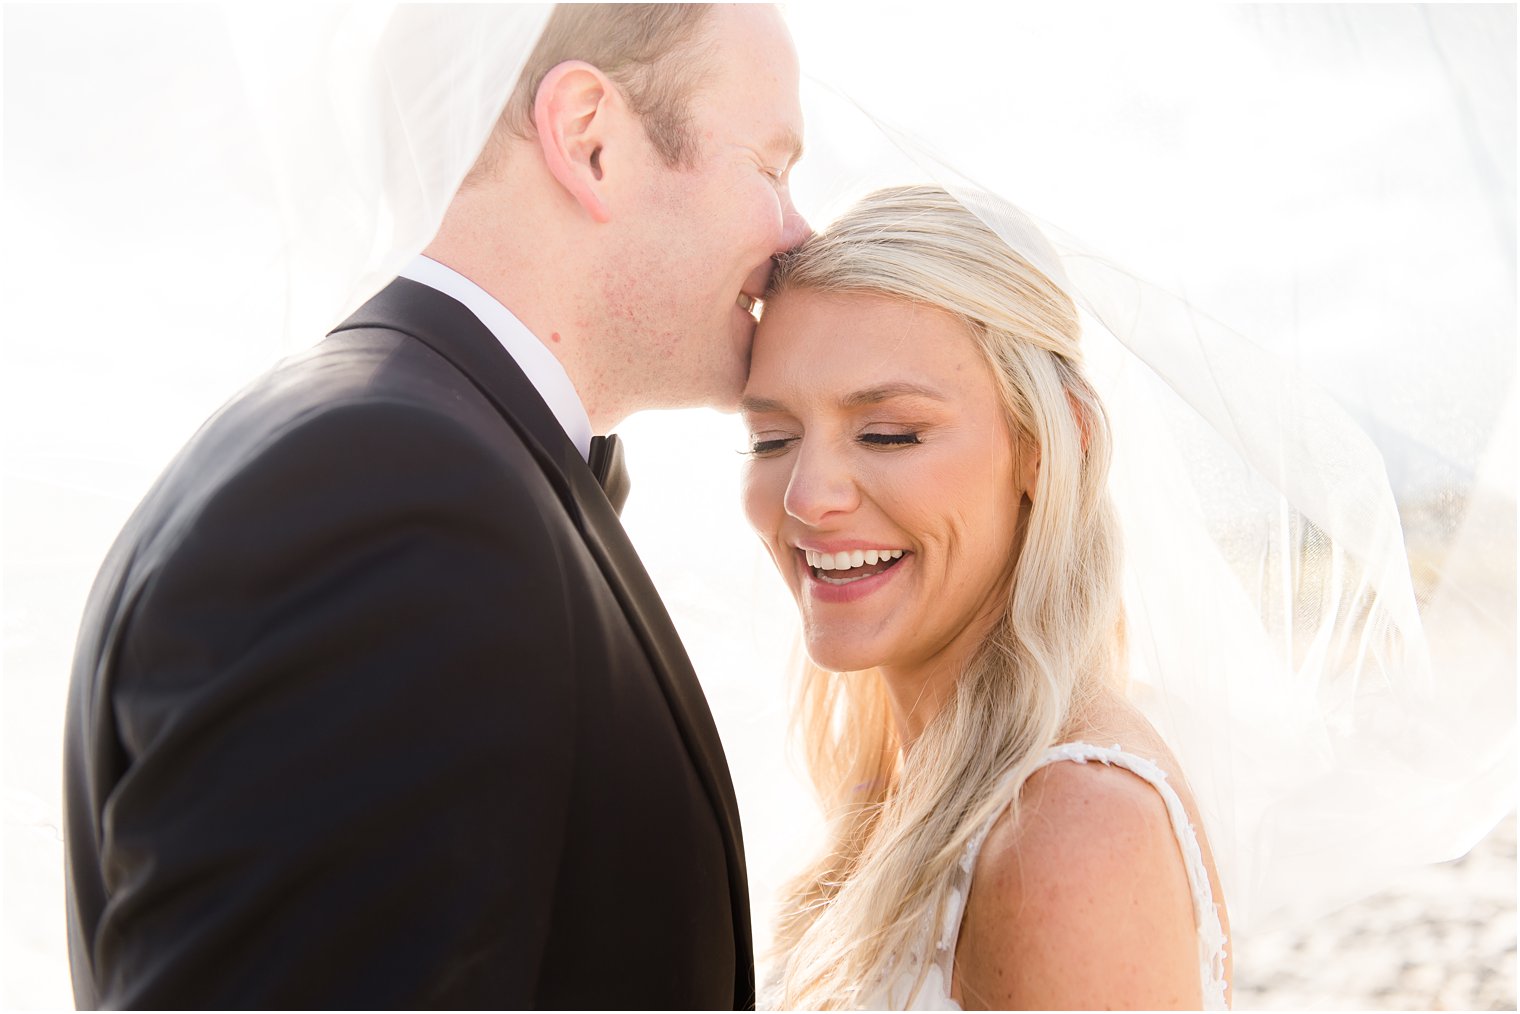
xmin=739 ymin=467 xmax=778 ymax=533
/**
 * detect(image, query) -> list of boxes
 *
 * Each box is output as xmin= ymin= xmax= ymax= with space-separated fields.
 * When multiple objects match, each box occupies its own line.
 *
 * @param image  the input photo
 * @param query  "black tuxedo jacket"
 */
xmin=63 ymin=279 xmax=754 ymax=1009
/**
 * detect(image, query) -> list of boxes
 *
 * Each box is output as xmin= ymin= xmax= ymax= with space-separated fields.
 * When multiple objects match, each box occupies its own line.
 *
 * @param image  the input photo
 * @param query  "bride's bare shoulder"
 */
xmin=951 ymin=753 xmax=1201 ymax=1010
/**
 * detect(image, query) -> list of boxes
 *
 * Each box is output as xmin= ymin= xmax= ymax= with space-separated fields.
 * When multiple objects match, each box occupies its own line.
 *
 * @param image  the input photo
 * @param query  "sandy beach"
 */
xmin=4 ymin=800 xmax=1513 ymax=1008
xmin=1235 ymin=812 xmax=1517 ymax=1010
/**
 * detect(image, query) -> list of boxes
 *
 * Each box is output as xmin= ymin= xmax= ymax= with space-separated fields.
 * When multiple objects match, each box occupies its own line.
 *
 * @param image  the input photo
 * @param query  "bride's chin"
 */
xmin=803 ymin=640 xmax=881 ymax=676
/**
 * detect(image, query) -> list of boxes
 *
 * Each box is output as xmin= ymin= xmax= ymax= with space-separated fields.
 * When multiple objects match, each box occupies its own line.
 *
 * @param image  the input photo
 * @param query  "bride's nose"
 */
xmin=783 ymin=444 xmax=860 ymax=526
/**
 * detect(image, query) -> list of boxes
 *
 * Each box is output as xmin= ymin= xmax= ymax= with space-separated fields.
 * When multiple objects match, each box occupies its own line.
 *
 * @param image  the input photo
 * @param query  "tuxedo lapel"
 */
xmin=330 ymin=279 xmax=752 ymax=987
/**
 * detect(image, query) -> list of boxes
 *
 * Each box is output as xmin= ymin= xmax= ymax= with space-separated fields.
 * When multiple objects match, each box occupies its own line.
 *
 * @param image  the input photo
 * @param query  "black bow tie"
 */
xmin=588 ymin=434 xmax=631 ymax=515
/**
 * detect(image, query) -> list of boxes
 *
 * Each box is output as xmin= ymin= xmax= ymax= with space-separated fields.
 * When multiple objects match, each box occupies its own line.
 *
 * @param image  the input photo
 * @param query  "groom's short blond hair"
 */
xmin=473 ymin=3 xmax=715 ymax=180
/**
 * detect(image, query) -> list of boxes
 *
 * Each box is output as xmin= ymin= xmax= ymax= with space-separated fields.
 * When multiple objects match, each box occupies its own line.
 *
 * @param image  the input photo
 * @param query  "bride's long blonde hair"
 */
xmin=766 ymin=186 xmax=1126 ymax=1008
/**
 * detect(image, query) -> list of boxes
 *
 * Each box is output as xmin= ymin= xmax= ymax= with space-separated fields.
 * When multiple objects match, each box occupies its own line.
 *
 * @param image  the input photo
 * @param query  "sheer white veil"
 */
xmin=2 ymin=5 xmax=552 ymax=1000
xmin=777 ymin=3 xmax=1514 ymax=941
xmin=2 ymin=3 xmax=1512 ymax=1003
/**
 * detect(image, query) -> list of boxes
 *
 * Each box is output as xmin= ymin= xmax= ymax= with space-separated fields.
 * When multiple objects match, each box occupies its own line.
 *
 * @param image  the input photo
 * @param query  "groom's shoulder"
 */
xmin=255 ymin=324 xmax=485 ymax=426
xmin=116 ymin=329 xmax=557 ymax=567
xmin=209 ymin=325 xmax=525 ymax=472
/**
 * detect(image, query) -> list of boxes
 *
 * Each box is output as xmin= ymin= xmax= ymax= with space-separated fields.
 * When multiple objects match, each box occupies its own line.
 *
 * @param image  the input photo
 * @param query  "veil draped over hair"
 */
xmin=773 ymin=2 xmax=1513 ymax=943
xmin=2 ymin=3 xmax=1512 ymax=1003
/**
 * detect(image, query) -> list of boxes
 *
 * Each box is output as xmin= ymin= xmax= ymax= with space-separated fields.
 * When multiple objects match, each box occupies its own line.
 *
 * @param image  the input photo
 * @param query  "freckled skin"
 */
xmin=741 ymin=290 xmax=1034 ymax=739
xmin=430 ymin=5 xmax=811 ymax=435
xmin=584 ymin=4 xmax=809 ymax=418
xmin=949 ymin=701 xmax=1231 ymax=1011
xmin=745 ymin=290 xmax=1233 ymax=1009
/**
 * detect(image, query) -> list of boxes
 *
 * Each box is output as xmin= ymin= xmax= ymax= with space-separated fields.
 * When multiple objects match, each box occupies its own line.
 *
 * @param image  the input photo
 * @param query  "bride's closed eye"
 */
xmin=746 ymin=434 xmax=799 ymax=457
xmin=745 ymin=430 xmax=923 ymax=457
xmin=859 ymin=432 xmax=922 ymax=448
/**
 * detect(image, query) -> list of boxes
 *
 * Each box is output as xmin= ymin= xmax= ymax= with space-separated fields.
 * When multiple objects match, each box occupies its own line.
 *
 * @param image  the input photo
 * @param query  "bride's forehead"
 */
xmin=755 ymin=291 xmax=982 ymax=367
xmin=762 ymin=288 xmax=944 ymax=331
xmin=744 ymin=328 xmax=1001 ymax=420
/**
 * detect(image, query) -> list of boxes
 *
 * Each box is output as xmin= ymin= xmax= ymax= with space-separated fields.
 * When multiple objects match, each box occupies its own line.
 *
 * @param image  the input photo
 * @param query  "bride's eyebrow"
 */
xmin=841 ymin=382 xmax=948 ymax=408
xmin=740 ymin=383 xmax=947 ymax=415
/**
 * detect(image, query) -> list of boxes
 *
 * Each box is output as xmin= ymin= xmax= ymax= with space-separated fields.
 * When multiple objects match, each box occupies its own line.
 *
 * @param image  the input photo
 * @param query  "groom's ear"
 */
xmin=534 ymin=60 xmax=615 ymax=224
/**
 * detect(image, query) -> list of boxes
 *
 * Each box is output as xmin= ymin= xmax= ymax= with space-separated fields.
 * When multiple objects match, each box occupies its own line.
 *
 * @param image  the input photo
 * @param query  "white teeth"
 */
xmin=801 ymin=547 xmax=907 ymax=572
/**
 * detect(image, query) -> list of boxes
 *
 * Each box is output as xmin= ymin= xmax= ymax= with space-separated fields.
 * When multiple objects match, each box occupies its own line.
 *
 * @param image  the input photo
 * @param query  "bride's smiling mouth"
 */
xmin=796 ymin=545 xmax=911 ymax=601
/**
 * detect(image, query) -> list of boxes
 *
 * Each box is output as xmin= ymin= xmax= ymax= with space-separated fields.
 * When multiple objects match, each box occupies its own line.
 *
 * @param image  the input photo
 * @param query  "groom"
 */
xmin=63 ymin=4 xmax=806 ymax=1008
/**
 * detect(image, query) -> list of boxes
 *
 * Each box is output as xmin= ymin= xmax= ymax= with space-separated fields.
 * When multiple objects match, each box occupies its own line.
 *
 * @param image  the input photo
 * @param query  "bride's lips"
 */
xmin=795 ymin=544 xmax=911 ymax=605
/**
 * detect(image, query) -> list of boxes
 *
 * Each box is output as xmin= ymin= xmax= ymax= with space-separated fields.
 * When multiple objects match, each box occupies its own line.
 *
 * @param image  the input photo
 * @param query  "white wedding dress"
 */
xmin=857 ymin=742 xmax=1230 ymax=1011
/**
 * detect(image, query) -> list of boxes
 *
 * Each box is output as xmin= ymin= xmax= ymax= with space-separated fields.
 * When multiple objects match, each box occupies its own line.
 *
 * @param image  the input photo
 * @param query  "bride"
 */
xmin=743 ymin=186 xmax=1229 ymax=1009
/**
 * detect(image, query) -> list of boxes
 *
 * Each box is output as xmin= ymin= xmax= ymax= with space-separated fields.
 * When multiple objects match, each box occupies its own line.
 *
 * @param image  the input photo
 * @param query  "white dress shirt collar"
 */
xmin=396 ymin=254 xmax=593 ymax=461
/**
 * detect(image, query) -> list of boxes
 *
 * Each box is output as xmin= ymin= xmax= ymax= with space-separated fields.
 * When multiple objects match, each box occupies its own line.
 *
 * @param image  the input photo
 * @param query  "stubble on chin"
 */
xmin=710 ymin=315 xmax=758 ymax=413
xmin=708 ymin=346 xmax=751 ymax=414
xmin=591 ymin=276 xmax=755 ymax=413
xmin=654 ymin=313 xmax=752 ymax=414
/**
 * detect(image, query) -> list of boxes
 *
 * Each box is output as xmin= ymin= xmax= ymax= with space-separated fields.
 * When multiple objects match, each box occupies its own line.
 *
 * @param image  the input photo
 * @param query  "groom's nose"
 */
xmin=778 ymin=196 xmax=811 ymax=253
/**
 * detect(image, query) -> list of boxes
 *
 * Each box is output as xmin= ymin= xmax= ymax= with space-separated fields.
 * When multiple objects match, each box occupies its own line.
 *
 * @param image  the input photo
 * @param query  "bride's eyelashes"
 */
xmin=745 ymin=430 xmax=923 ymax=457
xmin=746 ymin=435 xmax=799 ymax=457
xmin=858 ymin=431 xmax=921 ymax=448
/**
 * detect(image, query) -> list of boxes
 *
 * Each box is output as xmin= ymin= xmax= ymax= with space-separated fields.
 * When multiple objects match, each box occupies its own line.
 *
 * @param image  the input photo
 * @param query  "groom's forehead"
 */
xmin=694 ymin=7 xmax=805 ymax=150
